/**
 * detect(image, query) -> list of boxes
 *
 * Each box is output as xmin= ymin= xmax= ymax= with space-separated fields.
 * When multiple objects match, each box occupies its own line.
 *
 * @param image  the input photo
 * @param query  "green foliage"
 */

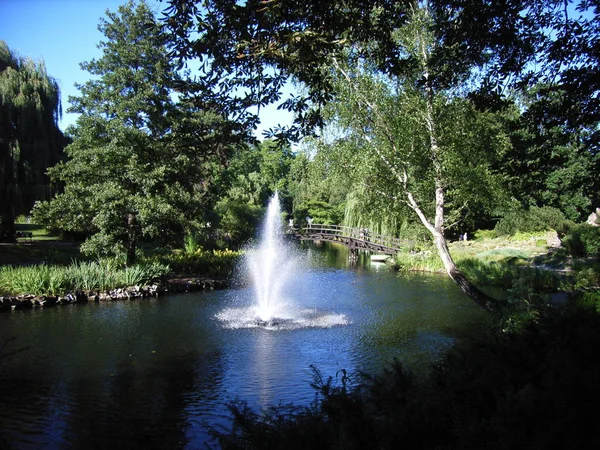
xmin=458 ymin=258 xmax=518 ymax=288
xmin=213 ymin=140 xmax=294 ymax=247
xmin=294 ymin=200 xmax=343 ymax=226
xmin=214 ymin=307 xmax=600 ymax=449
xmin=395 ymin=250 xmax=444 ymax=273
xmin=214 ymin=199 xmax=263 ymax=248
xmin=0 ymin=41 xmax=65 ymax=241
xmin=494 ymin=90 xmax=599 ymax=221
xmin=35 ymin=1 xmax=237 ymax=265
xmin=561 ymin=224 xmax=600 ymax=258
xmin=494 ymin=206 xmax=570 ymax=236
xmin=148 ymin=248 xmax=242 ymax=278
xmin=0 ymin=259 xmax=169 ymax=296
xmin=575 ymin=291 xmax=600 ymax=312
xmin=573 ymin=265 xmax=600 ymax=290
xmin=183 ymin=232 xmax=201 ymax=254
xmin=290 ymin=140 xmax=353 ymax=226
xmin=473 ymin=229 xmax=497 ymax=240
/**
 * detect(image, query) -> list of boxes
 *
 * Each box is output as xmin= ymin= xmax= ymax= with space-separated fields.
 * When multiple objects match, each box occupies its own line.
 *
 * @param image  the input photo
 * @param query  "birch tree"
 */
xmin=324 ymin=6 xmax=508 ymax=310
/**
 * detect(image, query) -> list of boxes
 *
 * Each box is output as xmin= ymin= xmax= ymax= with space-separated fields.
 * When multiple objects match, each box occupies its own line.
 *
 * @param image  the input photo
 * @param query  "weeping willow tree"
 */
xmin=0 ymin=41 xmax=65 ymax=241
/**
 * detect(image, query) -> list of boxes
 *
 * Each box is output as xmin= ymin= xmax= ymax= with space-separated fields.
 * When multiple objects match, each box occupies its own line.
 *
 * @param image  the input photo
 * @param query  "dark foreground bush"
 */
xmin=212 ymin=307 xmax=600 ymax=449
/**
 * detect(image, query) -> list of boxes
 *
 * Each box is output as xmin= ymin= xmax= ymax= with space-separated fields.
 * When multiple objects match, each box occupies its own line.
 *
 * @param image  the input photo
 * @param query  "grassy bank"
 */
xmin=394 ymin=231 xmax=584 ymax=292
xmin=0 ymin=260 xmax=169 ymax=296
xmin=0 ymin=223 xmax=244 ymax=297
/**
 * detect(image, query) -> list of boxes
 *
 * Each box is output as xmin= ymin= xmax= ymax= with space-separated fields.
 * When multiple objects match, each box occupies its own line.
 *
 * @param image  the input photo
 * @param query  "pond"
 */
xmin=0 ymin=242 xmax=491 ymax=448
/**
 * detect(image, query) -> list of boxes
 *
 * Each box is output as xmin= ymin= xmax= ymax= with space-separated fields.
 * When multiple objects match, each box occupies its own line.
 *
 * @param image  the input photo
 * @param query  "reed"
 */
xmin=0 ymin=259 xmax=170 ymax=296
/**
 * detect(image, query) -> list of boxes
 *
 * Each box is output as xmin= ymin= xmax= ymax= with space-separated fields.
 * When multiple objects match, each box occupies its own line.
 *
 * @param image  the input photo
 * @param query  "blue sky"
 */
xmin=0 ymin=0 xmax=293 ymax=136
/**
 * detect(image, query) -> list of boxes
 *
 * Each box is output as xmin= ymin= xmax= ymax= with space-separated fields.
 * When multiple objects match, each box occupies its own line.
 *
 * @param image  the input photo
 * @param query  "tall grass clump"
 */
xmin=0 ymin=260 xmax=170 ymax=296
xmin=457 ymin=258 xmax=517 ymax=287
xmin=0 ymin=264 xmax=67 ymax=295
xmin=394 ymin=249 xmax=444 ymax=272
xmin=63 ymin=259 xmax=169 ymax=292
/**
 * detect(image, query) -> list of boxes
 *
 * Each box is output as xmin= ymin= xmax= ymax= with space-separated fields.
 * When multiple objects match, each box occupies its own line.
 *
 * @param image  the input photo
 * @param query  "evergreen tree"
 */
xmin=34 ymin=0 xmax=240 ymax=264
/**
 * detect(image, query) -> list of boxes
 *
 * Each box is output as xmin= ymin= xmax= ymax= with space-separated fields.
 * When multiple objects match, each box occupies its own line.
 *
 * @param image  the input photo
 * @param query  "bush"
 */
xmin=473 ymin=229 xmax=497 ymax=240
xmin=395 ymin=249 xmax=444 ymax=272
xmin=561 ymin=224 xmax=600 ymax=258
xmin=573 ymin=266 xmax=600 ymax=290
xmin=495 ymin=206 xmax=571 ymax=236
xmin=213 ymin=308 xmax=600 ymax=450
xmin=149 ymin=248 xmax=242 ymax=278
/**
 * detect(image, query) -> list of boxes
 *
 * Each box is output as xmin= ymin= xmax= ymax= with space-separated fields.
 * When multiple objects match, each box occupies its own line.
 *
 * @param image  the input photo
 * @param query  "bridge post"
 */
xmin=349 ymin=245 xmax=359 ymax=262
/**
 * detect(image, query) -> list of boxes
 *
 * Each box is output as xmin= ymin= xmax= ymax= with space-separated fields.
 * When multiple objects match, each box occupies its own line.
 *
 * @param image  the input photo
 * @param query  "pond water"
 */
xmin=0 ymin=243 xmax=491 ymax=449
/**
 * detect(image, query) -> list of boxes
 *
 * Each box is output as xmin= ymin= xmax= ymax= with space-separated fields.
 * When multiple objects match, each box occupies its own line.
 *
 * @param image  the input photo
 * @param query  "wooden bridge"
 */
xmin=292 ymin=224 xmax=413 ymax=256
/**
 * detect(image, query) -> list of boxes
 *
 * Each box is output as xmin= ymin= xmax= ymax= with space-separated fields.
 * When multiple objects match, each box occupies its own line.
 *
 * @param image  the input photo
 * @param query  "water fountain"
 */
xmin=249 ymin=192 xmax=292 ymax=325
xmin=216 ymin=193 xmax=349 ymax=330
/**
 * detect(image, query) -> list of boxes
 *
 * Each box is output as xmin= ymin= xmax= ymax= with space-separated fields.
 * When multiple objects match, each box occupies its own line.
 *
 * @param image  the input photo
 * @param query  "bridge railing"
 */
xmin=299 ymin=224 xmax=413 ymax=252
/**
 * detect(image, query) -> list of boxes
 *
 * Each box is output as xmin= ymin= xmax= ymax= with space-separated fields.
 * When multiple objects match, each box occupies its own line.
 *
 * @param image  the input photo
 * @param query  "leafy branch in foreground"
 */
xmin=212 ymin=307 xmax=600 ymax=450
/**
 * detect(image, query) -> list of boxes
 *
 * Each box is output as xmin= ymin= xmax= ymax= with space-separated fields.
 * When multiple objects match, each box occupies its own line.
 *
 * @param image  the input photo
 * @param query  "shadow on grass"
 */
xmin=0 ymin=241 xmax=84 ymax=266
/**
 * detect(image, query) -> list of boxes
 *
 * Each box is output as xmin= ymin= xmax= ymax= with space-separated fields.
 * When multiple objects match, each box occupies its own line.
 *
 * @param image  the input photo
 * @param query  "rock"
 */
xmin=14 ymin=299 xmax=33 ymax=310
xmin=587 ymin=207 xmax=600 ymax=226
xmin=546 ymin=230 xmax=562 ymax=248
xmin=43 ymin=296 xmax=58 ymax=306
xmin=0 ymin=297 xmax=13 ymax=312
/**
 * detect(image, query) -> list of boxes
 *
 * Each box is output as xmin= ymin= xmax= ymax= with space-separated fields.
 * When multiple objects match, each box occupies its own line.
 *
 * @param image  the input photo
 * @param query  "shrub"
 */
xmin=561 ymin=224 xmax=600 ymax=258
xmin=473 ymin=229 xmax=497 ymax=240
xmin=395 ymin=250 xmax=444 ymax=272
xmin=458 ymin=258 xmax=517 ymax=287
xmin=149 ymin=248 xmax=242 ymax=278
xmin=495 ymin=206 xmax=571 ymax=236
xmin=573 ymin=266 xmax=600 ymax=290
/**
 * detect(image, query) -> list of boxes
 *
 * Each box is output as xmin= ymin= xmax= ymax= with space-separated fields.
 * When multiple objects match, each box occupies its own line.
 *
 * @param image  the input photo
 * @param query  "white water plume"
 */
xmin=216 ymin=193 xmax=350 ymax=330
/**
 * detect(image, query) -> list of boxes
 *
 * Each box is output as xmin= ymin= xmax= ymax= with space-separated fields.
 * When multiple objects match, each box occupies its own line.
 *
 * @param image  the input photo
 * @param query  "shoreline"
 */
xmin=0 ymin=275 xmax=229 ymax=312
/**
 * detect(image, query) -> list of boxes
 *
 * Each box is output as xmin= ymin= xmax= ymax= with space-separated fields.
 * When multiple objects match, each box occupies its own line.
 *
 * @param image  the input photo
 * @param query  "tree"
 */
xmin=323 ymin=7 xmax=509 ymax=310
xmin=162 ymin=0 xmax=599 ymax=309
xmin=487 ymin=87 xmax=599 ymax=221
xmin=438 ymin=0 xmax=600 ymax=216
xmin=34 ymin=0 xmax=239 ymax=265
xmin=163 ymin=1 xmax=506 ymax=309
xmin=0 ymin=41 xmax=65 ymax=241
xmin=214 ymin=139 xmax=294 ymax=246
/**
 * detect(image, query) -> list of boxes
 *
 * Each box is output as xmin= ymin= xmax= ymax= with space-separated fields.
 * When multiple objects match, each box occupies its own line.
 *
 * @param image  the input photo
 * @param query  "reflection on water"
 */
xmin=0 ymin=242 xmax=491 ymax=448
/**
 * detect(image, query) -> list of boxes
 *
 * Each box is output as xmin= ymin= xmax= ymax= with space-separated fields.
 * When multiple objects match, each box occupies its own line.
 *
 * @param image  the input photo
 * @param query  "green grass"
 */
xmin=394 ymin=250 xmax=445 ymax=272
xmin=15 ymin=223 xmax=60 ymax=241
xmin=0 ymin=259 xmax=170 ymax=296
